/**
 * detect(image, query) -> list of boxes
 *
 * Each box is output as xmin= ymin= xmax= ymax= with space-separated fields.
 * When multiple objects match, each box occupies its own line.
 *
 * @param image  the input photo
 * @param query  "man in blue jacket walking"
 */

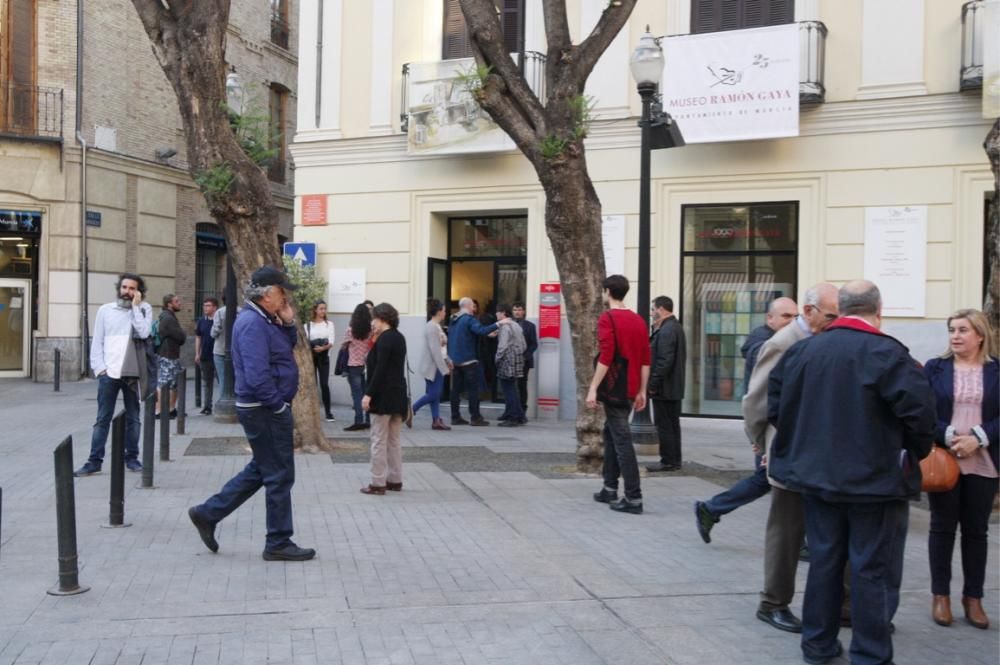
xmin=448 ymin=296 xmax=501 ymax=426
xmin=188 ymin=266 xmax=315 ymax=562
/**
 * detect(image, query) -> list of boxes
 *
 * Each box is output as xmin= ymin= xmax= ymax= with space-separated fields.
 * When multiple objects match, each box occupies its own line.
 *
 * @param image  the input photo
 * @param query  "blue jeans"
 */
xmin=198 ymin=406 xmax=296 ymax=550
xmin=88 ymin=374 xmax=141 ymax=465
xmin=499 ymin=377 xmax=524 ymax=422
xmin=346 ymin=366 xmax=368 ymax=425
xmin=450 ymin=362 xmax=482 ymax=421
xmin=703 ymin=455 xmax=770 ymax=517
xmin=601 ymin=404 xmax=641 ymax=501
xmin=213 ymin=354 xmax=227 ymax=404
xmin=801 ymin=495 xmax=908 ymax=665
xmin=412 ymin=370 xmax=444 ymax=420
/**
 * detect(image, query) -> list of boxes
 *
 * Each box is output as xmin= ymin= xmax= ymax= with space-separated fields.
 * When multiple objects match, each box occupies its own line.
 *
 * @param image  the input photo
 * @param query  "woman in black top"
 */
xmin=360 ymin=303 xmax=408 ymax=495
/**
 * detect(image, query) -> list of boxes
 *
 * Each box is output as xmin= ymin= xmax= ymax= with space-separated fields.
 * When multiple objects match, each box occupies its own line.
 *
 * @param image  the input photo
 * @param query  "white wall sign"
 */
xmin=601 ymin=215 xmax=626 ymax=276
xmin=863 ymin=206 xmax=927 ymax=317
xmin=662 ymin=24 xmax=800 ymax=143
xmin=328 ymin=269 xmax=366 ymax=314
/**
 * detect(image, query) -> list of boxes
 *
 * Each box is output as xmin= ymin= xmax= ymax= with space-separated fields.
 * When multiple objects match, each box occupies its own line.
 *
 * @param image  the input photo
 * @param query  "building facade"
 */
xmin=0 ymin=0 xmax=299 ymax=380
xmin=289 ymin=0 xmax=996 ymax=419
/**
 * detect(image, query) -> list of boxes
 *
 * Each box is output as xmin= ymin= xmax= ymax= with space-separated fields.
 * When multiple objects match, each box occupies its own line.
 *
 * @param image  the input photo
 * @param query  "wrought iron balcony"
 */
xmin=0 ymin=83 xmax=63 ymax=141
xmin=961 ymin=0 xmax=984 ymax=90
xmin=270 ymin=10 xmax=290 ymax=50
xmin=799 ymin=21 xmax=827 ymax=104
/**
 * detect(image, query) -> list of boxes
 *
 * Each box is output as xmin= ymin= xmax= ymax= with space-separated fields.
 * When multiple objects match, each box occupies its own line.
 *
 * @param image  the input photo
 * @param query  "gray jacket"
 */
xmin=417 ymin=320 xmax=450 ymax=381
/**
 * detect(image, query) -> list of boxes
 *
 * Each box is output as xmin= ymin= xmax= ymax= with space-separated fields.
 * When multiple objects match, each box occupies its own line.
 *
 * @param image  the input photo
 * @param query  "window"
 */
xmin=195 ymin=223 xmax=226 ymax=308
xmin=270 ymin=0 xmax=289 ymax=49
xmin=1 ymin=0 xmax=37 ymax=134
xmin=268 ymin=84 xmax=287 ymax=183
xmin=442 ymin=0 xmax=524 ymax=60
xmin=690 ymin=0 xmax=794 ymax=34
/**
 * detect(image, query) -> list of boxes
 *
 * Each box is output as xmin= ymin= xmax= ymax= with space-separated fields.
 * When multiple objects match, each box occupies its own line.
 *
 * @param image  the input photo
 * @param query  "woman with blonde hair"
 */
xmin=923 ymin=308 xmax=998 ymax=629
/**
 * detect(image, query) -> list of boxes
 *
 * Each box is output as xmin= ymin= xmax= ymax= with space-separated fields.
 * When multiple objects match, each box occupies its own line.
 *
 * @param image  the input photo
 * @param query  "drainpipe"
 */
xmin=315 ymin=0 xmax=323 ymax=127
xmin=76 ymin=0 xmax=89 ymax=376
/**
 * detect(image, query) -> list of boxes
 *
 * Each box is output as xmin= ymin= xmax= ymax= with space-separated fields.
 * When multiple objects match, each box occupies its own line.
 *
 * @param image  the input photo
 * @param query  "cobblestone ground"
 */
xmin=0 ymin=378 xmax=997 ymax=664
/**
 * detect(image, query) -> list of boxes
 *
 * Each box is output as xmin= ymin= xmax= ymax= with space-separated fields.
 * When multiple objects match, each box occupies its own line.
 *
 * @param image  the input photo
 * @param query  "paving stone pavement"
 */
xmin=0 ymin=377 xmax=997 ymax=665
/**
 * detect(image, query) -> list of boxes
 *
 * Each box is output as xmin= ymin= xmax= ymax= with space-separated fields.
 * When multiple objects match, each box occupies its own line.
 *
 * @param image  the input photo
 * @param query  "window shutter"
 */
xmin=500 ymin=0 xmax=524 ymax=55
xmin=719 ymin=0 xmax=741 ymax=31
xmin=691 ymin=0 xmax=793 ymax=33
xmin=9 ymin=0 xmax=35 ymax=85
xmin=766 ymin=0 xmax=794 ymax=25
xmin=691 ymin=0 xmax=720 ymax=34
xmin=442 ymin=0 xmax=472 ymax=60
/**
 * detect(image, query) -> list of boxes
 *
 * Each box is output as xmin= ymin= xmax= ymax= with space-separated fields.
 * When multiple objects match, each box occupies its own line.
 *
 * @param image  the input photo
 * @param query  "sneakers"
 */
xmin=694 ymin=501 xmax=719 ymax=544
xmin=344 ymin=423 xmax=366 ymax=432
xmin=125 ymin=459 xmax=142 ymax=473
xmin=188 ymin=507 xmax=219 ymax=553
xmin=593 ymin=488 xmax=618 ymax=504
xmin=262 ymin=543 xmax=316 ymax=562
xmin=325 ymin=413 xmax=336 ymax=422
xmin=609 ymin=497 xmax=643 ymax=514
xmin=470 ymin=418 xmax=490 ymax=427
xmin=73 ymin=462 xmax=102 ymax=477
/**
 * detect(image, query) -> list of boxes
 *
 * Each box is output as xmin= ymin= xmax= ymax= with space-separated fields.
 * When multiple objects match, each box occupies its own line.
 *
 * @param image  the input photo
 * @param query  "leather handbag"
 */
xmin=920 ymin=445 xmax=960 ymax=493
xmin=333 ymin=342 xmax=350 ymax=376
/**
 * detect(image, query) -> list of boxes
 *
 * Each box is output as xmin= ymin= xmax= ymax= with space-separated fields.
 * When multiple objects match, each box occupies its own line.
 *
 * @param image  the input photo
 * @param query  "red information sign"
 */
xmin=539 ymin=283 xmax=561 ymax=339
xmin=301 ymin=195 xmax=328 ymax=226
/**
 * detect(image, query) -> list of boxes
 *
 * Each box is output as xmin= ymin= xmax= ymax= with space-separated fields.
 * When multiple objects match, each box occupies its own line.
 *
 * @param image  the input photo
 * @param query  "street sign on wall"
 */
xmin=283 ymin=242 xmax=316 ymax=267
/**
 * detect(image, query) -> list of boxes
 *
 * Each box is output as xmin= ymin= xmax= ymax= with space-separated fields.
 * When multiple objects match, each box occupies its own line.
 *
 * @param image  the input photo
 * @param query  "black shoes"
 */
xmin=497 ymin=419 xmax=525 ymax=427
xmin=325 ymin=413 xmax=336 ymax=422
xmin=73 ymin=462 xmax=101 ymax=477
xmin=694 ymin=501 xmax=718 ymax=544
xmin=593 ymin=488 xmax=618 ymax=504
xmin=609 ymin=498 xmax=643 ymax=514
xmin=470 ymin=418 xmax=489 ymax=427
xmin=646 ymin=463 xmax=681 ymax=472
xmin=200 ymin=407 xmax=212 ymax=415
xmin=451 ymin=417 xmax=470 ymax=426
xmin=756 ymin=608 xmax=803 ymax=633
xmin=263 ymin=543 xmax=316 ymax=561
xmin=344 ymin=423 xmax=366 ymax=432
xmin=188 ymin=507 xmax=219 ymax=553
xmin=803 ymin=640 xmax=843 ymax=665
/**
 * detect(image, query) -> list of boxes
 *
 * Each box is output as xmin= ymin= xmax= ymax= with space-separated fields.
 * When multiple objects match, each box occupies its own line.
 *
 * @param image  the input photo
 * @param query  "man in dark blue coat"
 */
xmin=448 ymin=296 xmax=500 ymax=426
xmin=188 ymin=267 xmax=315 ymax=562
xmin=767 ymin=280 xmax=934 ymax=665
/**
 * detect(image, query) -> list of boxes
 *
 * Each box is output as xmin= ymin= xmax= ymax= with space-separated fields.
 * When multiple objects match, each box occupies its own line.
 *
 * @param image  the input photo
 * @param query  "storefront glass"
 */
xmin=680 ymin=202 xmax=798 ymax=417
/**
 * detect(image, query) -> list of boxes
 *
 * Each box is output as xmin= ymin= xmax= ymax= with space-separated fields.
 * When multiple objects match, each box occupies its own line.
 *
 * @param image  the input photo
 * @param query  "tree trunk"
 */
xmin=984 ymin=118 xmax=1000 ymax=352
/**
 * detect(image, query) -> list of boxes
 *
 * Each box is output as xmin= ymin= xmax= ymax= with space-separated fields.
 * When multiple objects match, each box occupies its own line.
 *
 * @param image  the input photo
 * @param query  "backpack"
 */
xmin=151 ymin=317 xmax=162 ymax=353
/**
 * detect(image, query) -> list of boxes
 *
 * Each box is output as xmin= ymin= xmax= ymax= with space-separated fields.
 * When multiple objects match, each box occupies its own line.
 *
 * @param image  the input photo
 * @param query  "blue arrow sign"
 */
xmin=283 ymin=242 xmax=317 ymax=267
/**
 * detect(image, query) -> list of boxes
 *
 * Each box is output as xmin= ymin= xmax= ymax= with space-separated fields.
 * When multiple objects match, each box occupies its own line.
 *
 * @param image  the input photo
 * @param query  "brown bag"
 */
xmin=920 ymin=446 xmax=960 ymax=493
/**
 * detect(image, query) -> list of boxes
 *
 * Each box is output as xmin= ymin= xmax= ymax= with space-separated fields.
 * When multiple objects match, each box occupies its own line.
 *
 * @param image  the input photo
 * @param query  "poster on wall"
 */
xmin=863 ymin=206 xmax=927 ymax=317
xmin=983 ymin=0 xmax=1000 ymax=118
xmin=601 ymin=215 xmax=626 ymax=276
xmin=661 ymin=24 xmax=800 ymax=143
xmin=328 ymin=269 xmax=366 ymax=314
xmin=537 ymin=283 xmax=561 ymax=420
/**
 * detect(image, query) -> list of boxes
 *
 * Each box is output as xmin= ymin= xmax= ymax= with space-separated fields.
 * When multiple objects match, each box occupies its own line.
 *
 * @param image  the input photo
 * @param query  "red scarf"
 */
xmin=824 ymin=316 xmax=885 ymax=336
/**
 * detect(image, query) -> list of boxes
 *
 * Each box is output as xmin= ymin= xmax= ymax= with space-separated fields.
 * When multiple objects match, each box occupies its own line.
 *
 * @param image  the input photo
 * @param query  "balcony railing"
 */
xmin=0 ymin=83 xmax=63 ymax=140
xmin=961 ymin=0 xmax=984 ymax=90
xmin=270 ymin=11 xmax=290 ymax=50
xmin=400 ymin=51 xmax=547 ymax=133
xmin=799 ymin=21 xmax=827 ymax=104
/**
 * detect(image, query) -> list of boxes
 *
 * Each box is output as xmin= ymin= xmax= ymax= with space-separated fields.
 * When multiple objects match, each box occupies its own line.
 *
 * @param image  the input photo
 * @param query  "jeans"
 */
xmin=346 ymin=366 xmax=369 ymax=425
xmin=517 ymin=368 xmax=531 ymax=412
xmin=213 ymin=354 xmax=227 ymax=405
xmin=198 ymin=406 xmax=296 ymax=550
xmin=928 ymin=473 xmax=999 ymax=598
xmin=88 ymin=374 xmax=141 ymax=465
xmin=704 ymin=456 xmax=770 ymax=517
xmin=499 ymin=377 xmax=524 ymax=422
xmin=450 ymin=362 xmax=483 ymax=421
xmin=199 ymin=359 xmax=216 ymax=409
xmin=801 ymin=495 xmax=908 ymax=665
xmin=652 ymin=398 xmax=682 ymax=466
xmin=412 ymin=370 xmax=444 ymax=420
xmin=601 ymin=404 xmax=642 ymax=501
xmin=313 ymin=352 xmax=332 ymax=415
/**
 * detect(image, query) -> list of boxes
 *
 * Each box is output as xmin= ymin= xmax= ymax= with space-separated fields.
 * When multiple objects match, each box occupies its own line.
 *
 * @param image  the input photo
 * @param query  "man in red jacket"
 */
xmin=586 ymin=275 xmax=651 ymax=515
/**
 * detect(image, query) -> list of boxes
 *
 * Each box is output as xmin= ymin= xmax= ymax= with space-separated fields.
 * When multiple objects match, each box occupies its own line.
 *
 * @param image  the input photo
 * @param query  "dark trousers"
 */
xmin=801 ymin=495 xmax=907 ymax=665
xmin=517 ymin=368 xmax=531 ymax=412
xmin=705 ymin=456 xmax=770 ymax=517
xmin=198 ymin=406 xmax=296 ymax=550
xmin=760 ymin=486 xmax=805 ymax=612
xmin=450 ymin=362 xmax=483 ymax=421
xmin=499 ymin=377 xmax=525 ymax=422
xmin=199 ymin=359 xmax=216 ymax=409
xmin=413 ymin=370 xmax=444 ymax=420
xmin=601 ymin=404 xmax=642 ymax=501
xmin=652 ymin=398 xmax=682 ymax=466
xmin=928 ymin=473 xmax=999 ymax=598
xmin=313 ymin=352 xmax=331 ymax=415
xmin=345 ymin=366 xmax=369 ymax=425
xmin=88 ymin=374 xmax=141 ymax=465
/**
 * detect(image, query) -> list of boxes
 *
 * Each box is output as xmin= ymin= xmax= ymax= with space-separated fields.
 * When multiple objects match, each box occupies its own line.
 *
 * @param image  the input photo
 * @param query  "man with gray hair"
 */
xmin=767 ymin=280 xmax=934 ymax=664
xmin=448 ymin=296 xmax=505 ymax=426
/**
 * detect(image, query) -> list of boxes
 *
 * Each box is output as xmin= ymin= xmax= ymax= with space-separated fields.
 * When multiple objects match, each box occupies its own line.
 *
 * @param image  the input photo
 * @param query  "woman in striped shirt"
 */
xmin=342 ymin=303 xmax=373 ymax=431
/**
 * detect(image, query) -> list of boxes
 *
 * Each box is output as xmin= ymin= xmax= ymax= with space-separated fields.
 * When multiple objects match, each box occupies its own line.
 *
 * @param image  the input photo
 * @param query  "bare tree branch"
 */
xmin=574 ymin=0 xmax=638 ymax=85
xmin=131 ymin=0 xmax=172 ymax=35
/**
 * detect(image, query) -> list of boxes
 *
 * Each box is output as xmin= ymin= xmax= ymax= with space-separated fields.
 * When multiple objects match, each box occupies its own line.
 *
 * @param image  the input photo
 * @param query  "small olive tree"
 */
xmin=283 ymin=256 xmax=329 ymax=326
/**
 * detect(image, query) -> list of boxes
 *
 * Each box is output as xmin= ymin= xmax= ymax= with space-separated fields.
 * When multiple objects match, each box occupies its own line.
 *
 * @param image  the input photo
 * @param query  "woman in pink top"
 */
xmin=923 ymin=309 xmax=998 ymax=630
xmin=342 ymin=303 xmax=373 ymax=431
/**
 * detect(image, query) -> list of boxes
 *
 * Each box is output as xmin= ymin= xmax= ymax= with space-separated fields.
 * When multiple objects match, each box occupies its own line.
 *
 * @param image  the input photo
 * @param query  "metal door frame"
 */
xmin=0 ymin=277 xmax=32 ymax=378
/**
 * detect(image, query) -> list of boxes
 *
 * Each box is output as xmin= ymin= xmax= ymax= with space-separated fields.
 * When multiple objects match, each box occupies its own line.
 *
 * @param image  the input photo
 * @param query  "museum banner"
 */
xmin=662 ymin=24 xmax=800 ymax=143
xmin=984 ymin=0 xmax=1000 ymax=119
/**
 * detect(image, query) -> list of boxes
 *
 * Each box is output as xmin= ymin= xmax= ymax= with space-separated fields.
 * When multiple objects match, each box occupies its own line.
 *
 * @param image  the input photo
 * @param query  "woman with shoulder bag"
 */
xmin=923 ymin=309 xmax=999 ymax=629
xmin=412 ymin=299 xmax=452 ymax=430
xmin=342 ymin=303 xmax=373 ymax=431
xmin=307 ymin=301 xmax=336 ymax=422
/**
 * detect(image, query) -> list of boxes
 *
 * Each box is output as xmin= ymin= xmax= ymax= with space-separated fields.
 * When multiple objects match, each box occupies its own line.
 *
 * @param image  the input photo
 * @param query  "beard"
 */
xmin=117 ymin=294 xmax=133 ymax=308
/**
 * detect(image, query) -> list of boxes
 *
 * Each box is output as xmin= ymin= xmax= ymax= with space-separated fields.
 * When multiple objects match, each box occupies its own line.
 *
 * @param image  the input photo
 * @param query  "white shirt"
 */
xmin=91 ymin=301 xmax=153 ymax=378
xmin=307 ymin=320 xmax=335 ymax=343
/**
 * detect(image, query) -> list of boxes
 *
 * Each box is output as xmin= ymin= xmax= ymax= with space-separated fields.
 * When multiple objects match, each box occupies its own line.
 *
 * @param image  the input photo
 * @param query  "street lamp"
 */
xmin=629 ymin=28 xmax=685 ymax=442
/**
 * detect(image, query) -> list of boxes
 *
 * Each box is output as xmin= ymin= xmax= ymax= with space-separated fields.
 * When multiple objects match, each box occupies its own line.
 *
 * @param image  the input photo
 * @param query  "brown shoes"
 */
xmin=431 ymin=419 xmax=451 ymax=431
xmin=386 ymin=481 xmax=402 ymax=491
xmin=962 ymin=596 xmax=990 ymax=629
xmin=932 ymin=595 xmax=952 ymax=626
xmin=360 ymin=484 xmax=386 ymax=495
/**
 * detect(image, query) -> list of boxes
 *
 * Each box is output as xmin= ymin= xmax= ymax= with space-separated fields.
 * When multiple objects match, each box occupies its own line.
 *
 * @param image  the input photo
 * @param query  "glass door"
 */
xmin=0 ymin=278 xmax=32 ymax=377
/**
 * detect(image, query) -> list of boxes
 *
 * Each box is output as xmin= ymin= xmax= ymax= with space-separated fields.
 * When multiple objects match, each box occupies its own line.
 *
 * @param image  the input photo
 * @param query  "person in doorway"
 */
xmin=413 ymin=299 xmax=451 ymax=430
xmin=211 ymin=295 xmax=229 ymax=406
xmin=587 ymin=275 xmax=651 ymax=515
xmin=342 ymin=303 xmax=373 ymax=431
xmin=155 ymin=293 xmax=186 ymax=419
xmin=645 ymin=295 xmax=686 ymax=473
xmin=75 ymin=273 xmax=152 ymax=476
xmin=495 ymin=304 xmax=527 ymax=427
xmin=448 ymin=296 xmax=502 ymax=426
xmin=512 ymin=302 xmax=537 ymax=418
xmin=195 ymin=297 xmax=218 ymax=415
xmin=307 ymin=300 xmax=336 ymax=422
xmin=361 ymin=303 xmax=408 ymax=495
xmin=188 ymin=266 xmax=315 ymax=561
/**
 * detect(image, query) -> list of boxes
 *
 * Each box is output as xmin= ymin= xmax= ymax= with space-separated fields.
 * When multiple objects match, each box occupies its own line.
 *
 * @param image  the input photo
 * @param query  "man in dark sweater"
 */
xmin=741 ymin=296 xmax=797 ymax=383
xmin=156 ymin=293 xmax=187 ymax=418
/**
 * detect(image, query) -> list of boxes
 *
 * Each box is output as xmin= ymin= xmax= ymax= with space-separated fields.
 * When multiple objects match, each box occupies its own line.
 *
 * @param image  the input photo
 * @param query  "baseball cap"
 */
xmin=250 ymin=266 xmax=298 ymax=291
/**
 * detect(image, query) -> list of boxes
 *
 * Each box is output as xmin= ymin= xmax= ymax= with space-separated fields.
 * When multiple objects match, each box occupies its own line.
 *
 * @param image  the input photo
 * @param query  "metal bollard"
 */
xmin=140 ymin=394 xmax=156 ymax=488
xmin=176 ymin=368 xmax=187 ymax=435
xmin=53 ymin=348 xmax=61 ymax=392
xmin=194 ymin=363 xmax=202 ymax=409
xmin=159 ymin=384 xmax=171 ymax=462
xmin=103 ymin=411 xmax=131 ymax=528
xmin=48 ymin=436 xmax=89 ymax=595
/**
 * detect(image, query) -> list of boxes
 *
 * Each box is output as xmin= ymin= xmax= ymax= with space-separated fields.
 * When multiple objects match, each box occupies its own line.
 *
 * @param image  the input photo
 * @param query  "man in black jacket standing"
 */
xmin=512 ymin=303 xmax=537 ymax=418
xmin=646 ymin=296 xmax=686 ymax=472
xmin=767 ymin=280 xmax=935 ymax=665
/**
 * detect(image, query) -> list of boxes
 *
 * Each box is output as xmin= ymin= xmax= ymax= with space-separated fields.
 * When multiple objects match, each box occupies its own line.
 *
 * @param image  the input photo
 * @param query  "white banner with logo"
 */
xmin=662 ymin=24 xmax=800 ymax=143
xmin=984 ymin=0 xmax=1000 ymax=118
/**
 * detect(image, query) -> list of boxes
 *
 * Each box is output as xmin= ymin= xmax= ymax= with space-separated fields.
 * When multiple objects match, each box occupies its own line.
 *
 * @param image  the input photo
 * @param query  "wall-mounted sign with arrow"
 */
xmin=283 ymin=242 xmax=317 ymax=267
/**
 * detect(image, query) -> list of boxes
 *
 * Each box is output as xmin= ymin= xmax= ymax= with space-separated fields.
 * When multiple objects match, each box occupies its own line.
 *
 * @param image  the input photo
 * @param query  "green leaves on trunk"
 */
xmin=540 ymin=94 xmax=596 ymax=160
xmin=194 ymin=101 xmax=280 ymax=201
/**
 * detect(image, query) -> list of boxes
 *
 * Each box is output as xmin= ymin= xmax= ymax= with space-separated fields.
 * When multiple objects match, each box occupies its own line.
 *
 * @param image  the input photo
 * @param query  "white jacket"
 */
xmin=90 ymin=301 xmax=153 ymax=378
